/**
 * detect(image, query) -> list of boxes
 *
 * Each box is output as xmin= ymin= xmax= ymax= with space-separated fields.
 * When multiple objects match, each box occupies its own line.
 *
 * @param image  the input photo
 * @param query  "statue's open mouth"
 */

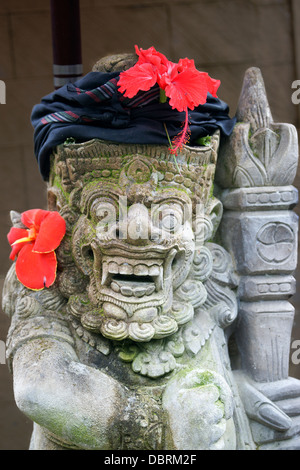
xmin=70 ymin=241 xmax=195 ymax=340
xmin=95 ymin=245 xmax=180 ymax=308
xmin=101 ymin=257 xmax=164 ymax=297
xmin=70 ymin=239 xmax=196 ymax=342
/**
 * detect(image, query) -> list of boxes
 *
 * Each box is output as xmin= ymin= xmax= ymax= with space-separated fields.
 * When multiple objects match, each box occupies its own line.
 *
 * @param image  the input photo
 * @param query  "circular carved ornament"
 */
xmin=256 ymin=222 xmax=295 ymax=263
xmin=125 ymin=158 xmax=153 ymax=183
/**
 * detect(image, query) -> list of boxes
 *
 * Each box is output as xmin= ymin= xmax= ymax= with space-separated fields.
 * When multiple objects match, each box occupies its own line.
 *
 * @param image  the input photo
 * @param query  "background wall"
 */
xmin=0 ymin=0 xmax=299 ymax=450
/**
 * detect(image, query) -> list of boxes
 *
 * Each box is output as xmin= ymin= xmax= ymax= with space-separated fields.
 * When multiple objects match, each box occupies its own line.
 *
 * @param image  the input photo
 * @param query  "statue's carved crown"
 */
xmin=49 ymin=132 xmax=220 ymax=205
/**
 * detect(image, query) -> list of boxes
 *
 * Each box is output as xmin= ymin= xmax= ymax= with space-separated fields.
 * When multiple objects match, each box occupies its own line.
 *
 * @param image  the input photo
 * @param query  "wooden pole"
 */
xmin=50 ymin=0 xmax=82 ymax=89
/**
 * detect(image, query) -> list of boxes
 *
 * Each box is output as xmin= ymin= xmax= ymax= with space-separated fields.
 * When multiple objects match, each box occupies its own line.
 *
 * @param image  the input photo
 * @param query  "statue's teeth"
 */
xmin=134 ymin=287 xmax=147 ymax=297
xmin=108 ymin=262 xmax=119 ymax=274
xmin=120 ymin=285 xmax=133 ymax=296
xmin=111 ymin=281 xmax=120 ymax=293
xmin=119 ymin=263 xmax=134 ymax=275
xmin=154 ymin=266 xmax=164 ymax=291
xmin=102 ymin=257 xmax=165 ymax=294
xmin=109 ymin=280 xmax=156 ymax=297
xmin=133 ymin=264 xmax=149 ymax=276
xmin=149 ymin=265 xmax=160 ymax=276
xmin=145 ymin=285 xmax=156 ymax=295
xmin=101 ymin=262 xmax=110 ymax=285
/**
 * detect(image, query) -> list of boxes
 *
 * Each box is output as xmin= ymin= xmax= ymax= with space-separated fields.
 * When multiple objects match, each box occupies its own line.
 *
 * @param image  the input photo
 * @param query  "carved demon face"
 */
xmin=63 ymin=155 xmax=213 ymax=343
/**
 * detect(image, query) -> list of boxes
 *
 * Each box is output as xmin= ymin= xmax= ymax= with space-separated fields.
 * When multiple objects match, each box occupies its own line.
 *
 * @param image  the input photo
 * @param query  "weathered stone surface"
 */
xmin=2 ymin=132 xmax=245 ymax=450
xmin=221 ymin=211 xmax=298 ymax=275
xmin=221 ymin=186 xmax=298 ymax=211
xmin=215 ymin=68 xmax=299 ymax=188
xmin=238 ymin=274 xmax=296 ymax=301
xmin=217 ymin=65 xmax=300 ymax=450
xmin=235 ymin=300 xmax=295 ymax=382
xmin=2 ymin=58 xmax=300 ymax=450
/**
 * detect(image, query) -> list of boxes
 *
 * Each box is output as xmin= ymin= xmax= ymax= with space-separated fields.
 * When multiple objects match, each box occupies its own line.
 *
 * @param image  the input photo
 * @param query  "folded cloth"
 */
xmin=31 ymin=71 xmax=236 ymax=181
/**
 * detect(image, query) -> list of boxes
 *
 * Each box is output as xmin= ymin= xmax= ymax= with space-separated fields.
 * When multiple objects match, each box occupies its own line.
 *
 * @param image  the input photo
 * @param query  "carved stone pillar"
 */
xmin=221 ymin=190 xmax=297 ymax=382
xmin=216 ymin=67 xmax=299 ymax=383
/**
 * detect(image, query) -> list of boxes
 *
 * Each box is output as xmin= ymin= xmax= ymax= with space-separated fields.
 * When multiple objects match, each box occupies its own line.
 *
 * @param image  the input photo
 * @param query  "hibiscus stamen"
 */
xmin=170 ymin=108 xmax=190 ymax=156
xmin=11 ymin=226 xmax=37 ymax=246
xmin=163 ymin=123 xmax=182 ymax=175
xmin=11 ymin=237 xmax=32 ymax=245
xmin=12 ymin=233 xmax=34 ymax=245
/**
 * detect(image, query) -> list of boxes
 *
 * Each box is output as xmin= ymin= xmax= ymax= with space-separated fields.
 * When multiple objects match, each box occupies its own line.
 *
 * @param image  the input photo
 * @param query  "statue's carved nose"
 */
xmin=118 ymin=203 xmax=155 ymax=245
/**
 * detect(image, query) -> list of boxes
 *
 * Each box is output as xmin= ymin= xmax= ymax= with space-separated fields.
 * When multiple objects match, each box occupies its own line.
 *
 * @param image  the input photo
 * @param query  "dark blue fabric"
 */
xmin=31 ymin=71 xmax=236 ymax=181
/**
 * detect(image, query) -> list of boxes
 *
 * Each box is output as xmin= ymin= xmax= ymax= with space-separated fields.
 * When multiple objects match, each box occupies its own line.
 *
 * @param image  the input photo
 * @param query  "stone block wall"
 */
xmin=0 ymin=0 xmax=299 ymax=449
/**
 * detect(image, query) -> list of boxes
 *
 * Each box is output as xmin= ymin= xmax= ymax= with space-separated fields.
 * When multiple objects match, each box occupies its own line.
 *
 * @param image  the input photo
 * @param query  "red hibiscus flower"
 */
xmin=7 ymin=209 xmax=66 ymax=291
xmin=117 ymin=62 xmax=158 ymax=98
xmin=118 ymin=45 xmax=221 ymax=155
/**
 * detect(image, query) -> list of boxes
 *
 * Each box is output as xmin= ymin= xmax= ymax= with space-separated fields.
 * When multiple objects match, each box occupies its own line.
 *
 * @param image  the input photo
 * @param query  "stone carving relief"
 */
xmin=216 ymin=67 xmax=300 ymax=449
xmin=216 ymin=67 xmax=298 ymax=188
xmin=1 ymin=62 xmax=299 ymax=450
xmin=47 ymin=133 xmax=238 ymax=387
xmin=3 ymin=133 xmax=244 ymax=450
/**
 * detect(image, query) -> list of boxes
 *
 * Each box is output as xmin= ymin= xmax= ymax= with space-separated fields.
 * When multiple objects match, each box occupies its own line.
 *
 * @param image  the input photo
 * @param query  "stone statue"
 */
xmin=2 ymin=55 xmax=300 ymax=450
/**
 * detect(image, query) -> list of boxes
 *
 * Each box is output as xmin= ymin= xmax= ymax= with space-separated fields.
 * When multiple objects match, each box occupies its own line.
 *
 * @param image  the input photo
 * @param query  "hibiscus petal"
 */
xmin=7 ymin=227 xmax=28 ymax=246
xmin=206 ymin=76 xmax=221 ymax=98
xmin=33 ymin=211 xmax=66 ymax=253
xmin=7 ymin=227 xmax=29 ymax=260
xmin=135 ymin=45 xmax=169 ymax=69
xmin=165 ymin=69 xmax=209 ymax=112
xmin=15 ymin=243 xmax=57 ymax=290
xmin=21 ymin=209 xmax=50 ymax=230
xmin=9 ymin=242 xmax=27 ymax=261
xmin=118 ymin=63 xmax=157 ymax=98
xmin=177 ymin=57 xmax=197 ymax=73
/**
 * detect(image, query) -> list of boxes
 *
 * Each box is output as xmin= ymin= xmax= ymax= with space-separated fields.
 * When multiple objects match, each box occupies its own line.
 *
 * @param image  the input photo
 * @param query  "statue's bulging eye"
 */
xmin=90 ymin=200 xmax=117 ymax=227
xmin=152 ymin=203 xmax=184 ymax=233
xmin=161 ymin=212 xmax=178 ymax=232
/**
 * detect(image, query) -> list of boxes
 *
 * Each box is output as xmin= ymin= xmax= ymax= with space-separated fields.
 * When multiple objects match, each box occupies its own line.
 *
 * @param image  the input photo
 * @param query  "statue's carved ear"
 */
xmin=47 ymin=186 xmax=68 ymax=212
xmin=47 ymin=189 xmax=59 ymax=211
xmin=207 ymin=197 xmax=223 ymax=239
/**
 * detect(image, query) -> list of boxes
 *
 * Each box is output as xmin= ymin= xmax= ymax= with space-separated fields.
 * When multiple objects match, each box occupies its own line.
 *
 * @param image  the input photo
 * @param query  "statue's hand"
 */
xmin=162 ymin=369 xmax=234 ymax=450
xmin=234 ymin=371 xmax=300 ymax=449
xmin=13 ymin=338 xmax=128 ymax=449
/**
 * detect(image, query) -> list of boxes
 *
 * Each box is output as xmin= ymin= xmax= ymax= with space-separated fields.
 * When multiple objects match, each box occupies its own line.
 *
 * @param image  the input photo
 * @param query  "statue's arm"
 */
xmin=12 ymin=336 xmax=127 ymax=450
xmin=2 ymin=264 xmax=128 ymax=449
